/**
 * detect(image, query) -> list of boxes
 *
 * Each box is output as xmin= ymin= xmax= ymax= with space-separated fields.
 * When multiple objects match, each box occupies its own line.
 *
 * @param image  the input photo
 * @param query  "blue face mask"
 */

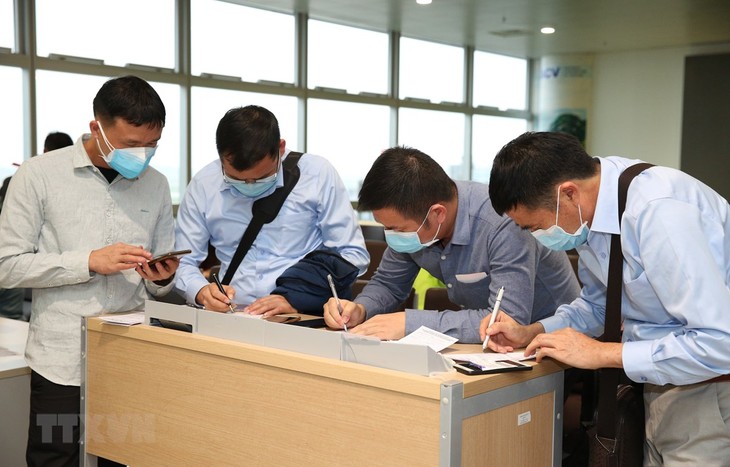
xmin=222 ymin=157 xmax=280 ymax=198
xmin=384 ymin=207 xmax=441 ymax=254
xmin=531 ymin=186 xmax=589 ymax=251
xmin=96 ymin=122 xmax=156 ymax=179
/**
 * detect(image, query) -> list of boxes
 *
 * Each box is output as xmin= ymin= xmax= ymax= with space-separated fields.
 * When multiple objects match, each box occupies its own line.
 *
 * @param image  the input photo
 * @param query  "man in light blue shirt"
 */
xmin=486 ymin=131 xmax=730 ymax=465
xmin=175 ymin=106 xmax=368 ymax=316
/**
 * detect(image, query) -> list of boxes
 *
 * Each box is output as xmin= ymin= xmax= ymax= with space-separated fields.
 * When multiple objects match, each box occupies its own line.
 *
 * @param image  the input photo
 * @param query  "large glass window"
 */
xmin=0 ymin=66 xmax=23 ymax=183
xmin=35 ymin=0 xmax=175 ymax=69
xmin=307 ymin=99 xmax=390 ymax=199
xmin=471 ymin=115 xmax=528 ymax=182
xmin=399 ymin=37 xmax=464 ymax=104
xmin=191 ymin=0 xmax=295 ymax=83
xmin=473 ymin=51 xmax=528 ymax=110
xmin=0 ymin=0 xmax=14 ymax=51
xmin=190 ymin=87 xmax=298 ymax=177
xmin=35 ymin=71 xmax=183 ymax=203
xmin=398 ymin=108 xmax=466 ymax=179
xmin=308 ymin=20 xmax=388 ymax=95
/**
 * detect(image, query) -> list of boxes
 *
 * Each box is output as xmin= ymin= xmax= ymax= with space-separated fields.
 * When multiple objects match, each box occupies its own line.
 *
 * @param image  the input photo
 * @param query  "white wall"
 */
xmin=589 ymin=43 xmax=730 ymax=168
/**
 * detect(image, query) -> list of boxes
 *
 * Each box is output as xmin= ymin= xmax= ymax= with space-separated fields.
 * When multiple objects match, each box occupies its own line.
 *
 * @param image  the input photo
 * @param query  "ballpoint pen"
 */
xmin=212 ymin=273 xmax=235 ymax=314
xmin=483 ymin=286 xmax=505 ymax=350
xmin=326 ymin=274 xmax=347 ymax=332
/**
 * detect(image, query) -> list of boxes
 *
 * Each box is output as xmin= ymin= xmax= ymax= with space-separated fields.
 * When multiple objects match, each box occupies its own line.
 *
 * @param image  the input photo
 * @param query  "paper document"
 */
xmin=232 ymin=312 xmax=263 ymax=319
xmin=397 ymin=326 xmax=458 ymax=352
xmin=99 ymin=311 xmax=145 ymax=326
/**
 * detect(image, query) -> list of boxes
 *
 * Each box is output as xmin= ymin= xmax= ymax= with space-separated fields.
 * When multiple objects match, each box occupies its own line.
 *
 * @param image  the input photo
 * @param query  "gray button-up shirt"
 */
xmin=0 ymin=136 xmax=175 ymax=385
xmin=355 ymin=180 xmax=581 ymax=343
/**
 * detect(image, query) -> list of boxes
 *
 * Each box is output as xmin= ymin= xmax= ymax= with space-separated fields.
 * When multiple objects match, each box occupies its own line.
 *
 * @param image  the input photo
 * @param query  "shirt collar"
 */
xmin=450 ymin=181 xmax=471 ymax=246
xmin=590 ymin=156 xmax=644 ymax=235
xmin=74 ymin=134 xmax=97 ymax=169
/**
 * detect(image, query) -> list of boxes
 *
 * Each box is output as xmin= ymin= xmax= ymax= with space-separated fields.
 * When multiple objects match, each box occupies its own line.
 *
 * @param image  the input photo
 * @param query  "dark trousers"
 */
xmin=27 ymin=370 xmax=124 ymax=467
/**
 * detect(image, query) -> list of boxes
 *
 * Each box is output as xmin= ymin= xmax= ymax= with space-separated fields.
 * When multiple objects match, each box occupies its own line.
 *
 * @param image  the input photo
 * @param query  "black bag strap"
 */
xmin=595 ymin=163 xmax=654 ymax=452
xmin=221 ymin=152 xmax=303 ymax=285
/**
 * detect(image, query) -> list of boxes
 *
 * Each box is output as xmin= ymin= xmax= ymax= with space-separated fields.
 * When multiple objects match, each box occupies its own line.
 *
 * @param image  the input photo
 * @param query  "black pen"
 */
xmin=211 ymin=273 xmax=235 ymax=313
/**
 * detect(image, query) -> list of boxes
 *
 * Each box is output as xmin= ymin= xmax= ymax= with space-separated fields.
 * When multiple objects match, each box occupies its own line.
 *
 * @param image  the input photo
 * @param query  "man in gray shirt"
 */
xmin=0 ymin=76 xmax=179 ymax=466
xmin=323 ymin=146 xmax=580 ymax=342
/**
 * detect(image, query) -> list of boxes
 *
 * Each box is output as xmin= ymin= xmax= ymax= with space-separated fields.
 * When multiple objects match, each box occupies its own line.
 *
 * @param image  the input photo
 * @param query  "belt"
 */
xmin=706 ymin=374 xmax=730 ymax=384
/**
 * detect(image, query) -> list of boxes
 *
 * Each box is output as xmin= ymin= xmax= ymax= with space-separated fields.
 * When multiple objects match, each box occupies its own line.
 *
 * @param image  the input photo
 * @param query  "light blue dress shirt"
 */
xmin=540 ymin=156 xmax=730 ymax=386
xmin=175 ymin=149 xmax=369 ymax=305
xmin=355 ymin=180 xmax=581 ymax=343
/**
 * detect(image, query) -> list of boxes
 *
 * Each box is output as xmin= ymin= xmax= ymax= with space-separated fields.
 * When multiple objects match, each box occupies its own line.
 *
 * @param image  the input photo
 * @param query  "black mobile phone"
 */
xmin=452 ymin=359 xmax=532 ymax=376
xmin=148 ymin=249 xmax=192 ymax=265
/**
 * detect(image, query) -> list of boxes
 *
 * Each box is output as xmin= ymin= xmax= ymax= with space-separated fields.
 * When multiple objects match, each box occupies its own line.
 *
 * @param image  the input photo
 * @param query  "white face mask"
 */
xmin=531 ymin=185 xmax=589 ymax=251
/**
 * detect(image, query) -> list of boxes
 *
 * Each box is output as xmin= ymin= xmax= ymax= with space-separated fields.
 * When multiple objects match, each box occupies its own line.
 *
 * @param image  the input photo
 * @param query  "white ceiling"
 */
xmin=231 ymin=0 xmax=730 ymax=58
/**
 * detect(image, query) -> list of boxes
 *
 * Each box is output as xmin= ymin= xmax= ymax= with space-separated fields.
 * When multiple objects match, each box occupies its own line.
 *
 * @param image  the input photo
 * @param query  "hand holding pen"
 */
xmin=212 ymin=272 xmax=236 ymax=314
xmin=483 ymin=286 xmax=505 ymax=350
xmin=326 ymin=274 xmax=347 ymax=332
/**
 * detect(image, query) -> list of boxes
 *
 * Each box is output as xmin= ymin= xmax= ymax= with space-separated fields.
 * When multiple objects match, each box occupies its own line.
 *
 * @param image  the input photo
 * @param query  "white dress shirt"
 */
xmin=0 ymin=136 xmax=176 ymax=385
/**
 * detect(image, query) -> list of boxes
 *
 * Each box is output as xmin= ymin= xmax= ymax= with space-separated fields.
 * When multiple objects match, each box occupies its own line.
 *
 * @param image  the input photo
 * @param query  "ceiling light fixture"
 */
xmin=541 ymin=26 xmax=556 ymax=34
xmin=417 ymin=0 xmax=432 ymax=5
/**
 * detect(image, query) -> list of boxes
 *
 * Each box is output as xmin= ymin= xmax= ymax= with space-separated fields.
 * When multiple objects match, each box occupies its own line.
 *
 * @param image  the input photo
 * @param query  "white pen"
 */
xmin=326 ymin=274 xmax=347 ymax=332
xmin=483 ymin=286 xmax=505 ymax=350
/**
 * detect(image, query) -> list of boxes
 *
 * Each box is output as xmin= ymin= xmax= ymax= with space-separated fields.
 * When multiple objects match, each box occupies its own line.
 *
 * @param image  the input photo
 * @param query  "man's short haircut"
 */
xmin=43 ymin=132 xmax=73 ymax=152
xmin=488 ymin=131 xmax=599 ymax=215
xmin=93 ymin=75 xmax=166 ymax=129
xmin=358 ymin=146 xmax=456 ymax=221
xmin=216 ymin=105 xmax=280 ymax=171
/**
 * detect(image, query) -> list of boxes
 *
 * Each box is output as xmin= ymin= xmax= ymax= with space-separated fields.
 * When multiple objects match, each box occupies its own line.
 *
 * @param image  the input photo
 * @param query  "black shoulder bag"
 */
xmin=588 ymin=162 xmax=654 ymax=467
xmin=221 ymin=152 xmax=303 ymax=285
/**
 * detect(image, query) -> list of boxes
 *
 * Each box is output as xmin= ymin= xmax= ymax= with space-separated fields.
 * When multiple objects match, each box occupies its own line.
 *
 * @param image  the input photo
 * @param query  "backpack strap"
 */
xmin=221 ymin=152 xmax=303 ymax=285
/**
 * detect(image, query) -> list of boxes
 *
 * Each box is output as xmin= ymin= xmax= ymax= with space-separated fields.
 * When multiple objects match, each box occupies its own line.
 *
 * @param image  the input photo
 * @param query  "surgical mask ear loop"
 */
xmin=96 ymin=121 xmax=116 ymax=156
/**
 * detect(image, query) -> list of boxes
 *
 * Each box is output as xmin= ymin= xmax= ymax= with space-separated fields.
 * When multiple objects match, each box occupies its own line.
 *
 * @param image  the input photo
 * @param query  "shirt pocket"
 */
xmin=455 ymin=272 xmax=488 ymax=284
xmin=622 ymin=270 xmax=662 ymax=321
xmin=450 ymin=272 xmax=490 ymax=308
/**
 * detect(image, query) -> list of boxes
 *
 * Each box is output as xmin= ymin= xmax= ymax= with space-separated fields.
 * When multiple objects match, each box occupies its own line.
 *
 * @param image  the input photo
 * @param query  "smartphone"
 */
xmin=452 ymin=359 xmax=532 ymax=376
xmin=148 ymin=249 xmax=192 ymax=265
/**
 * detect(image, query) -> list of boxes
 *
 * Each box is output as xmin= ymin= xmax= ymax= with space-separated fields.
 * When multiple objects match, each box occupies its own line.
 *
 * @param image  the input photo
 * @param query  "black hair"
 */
xmin=488 ymin=131 xmax=599 ymax=215
xmin=93 ymin=75 xmax=166 ymax=128
xmin=215 ymin=105 xmax=280 ymax=171
xmin=43 ymin=132 xmax=73 ymax=152
xmin=358 ymin=146 xmax=456 ymax=220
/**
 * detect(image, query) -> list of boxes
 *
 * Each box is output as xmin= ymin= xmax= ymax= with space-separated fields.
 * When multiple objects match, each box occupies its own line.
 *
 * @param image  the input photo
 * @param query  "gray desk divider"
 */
xmin=264 ymin=322 xmax=342 ymax=360
xmin=144 ymin=301 xmax=453 ymax=376
xmin=341 ymin=334 xmax=452 ymax=376
xmin=196 ymin=309 xmax=267 ymax=346
xmin=144 ymin=300 xmax=198 ymax=330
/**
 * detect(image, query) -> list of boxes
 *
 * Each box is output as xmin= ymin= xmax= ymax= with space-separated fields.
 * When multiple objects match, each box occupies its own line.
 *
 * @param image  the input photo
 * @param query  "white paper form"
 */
xmin=98 ymin=311 xmax=145 ymax=326
xmin=396 ymin=326 xmax=458 ymax=352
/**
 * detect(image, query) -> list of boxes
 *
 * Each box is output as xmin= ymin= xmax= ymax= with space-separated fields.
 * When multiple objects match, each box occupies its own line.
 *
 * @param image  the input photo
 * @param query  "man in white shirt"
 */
xmin=0 ymin=75 xmax=179 ymax=466
xmin=485 ymin=131 xmax=730 ymax=465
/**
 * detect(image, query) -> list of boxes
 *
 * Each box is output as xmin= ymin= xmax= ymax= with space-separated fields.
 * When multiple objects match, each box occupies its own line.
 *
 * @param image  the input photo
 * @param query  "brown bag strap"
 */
xmin=596 ymin=163 xmax=654 ymax=447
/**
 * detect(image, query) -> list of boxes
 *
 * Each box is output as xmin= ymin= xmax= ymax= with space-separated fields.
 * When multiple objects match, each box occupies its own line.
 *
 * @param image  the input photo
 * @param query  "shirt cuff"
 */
xmin=622 ymin=340 xmax=659 ymax=384
xmin=355 ymin=296 xmax=380 ymax=320
xmin=539 ymin=314 xmax=571 ymax=334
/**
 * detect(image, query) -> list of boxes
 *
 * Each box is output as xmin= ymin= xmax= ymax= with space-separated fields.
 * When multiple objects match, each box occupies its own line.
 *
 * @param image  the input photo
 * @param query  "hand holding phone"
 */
xmin=148 ymin=249 xmax=192 ymax=266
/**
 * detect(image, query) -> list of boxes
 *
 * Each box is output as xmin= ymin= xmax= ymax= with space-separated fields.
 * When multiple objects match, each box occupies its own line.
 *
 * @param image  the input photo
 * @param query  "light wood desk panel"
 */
xmin=83 ymin=318 xmax=564 ymax=466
